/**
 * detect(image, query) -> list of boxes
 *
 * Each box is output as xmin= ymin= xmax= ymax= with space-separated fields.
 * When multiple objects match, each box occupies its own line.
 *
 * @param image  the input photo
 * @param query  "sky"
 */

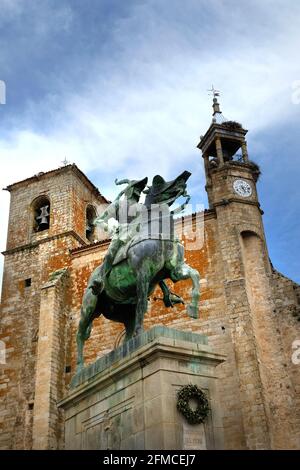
xmin=0 ymin=0 xmax=299 ymax=286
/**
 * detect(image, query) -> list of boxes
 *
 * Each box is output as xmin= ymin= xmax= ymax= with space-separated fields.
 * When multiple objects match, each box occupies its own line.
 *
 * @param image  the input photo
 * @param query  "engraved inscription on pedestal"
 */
xmin=183 ymin=424 xmax=207 ymax=450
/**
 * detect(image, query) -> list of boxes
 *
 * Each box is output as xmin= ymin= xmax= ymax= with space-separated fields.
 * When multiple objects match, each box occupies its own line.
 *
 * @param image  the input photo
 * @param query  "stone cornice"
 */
xmin=213 ymin=198 xmax=261 ymax=210
xmin=2 ymin=230 xmax=86 ymax=256
xmin=197 ymin=122 xmax=248 ymax=152
xmin=210 ymin=161 xmax=256 ymax=175
xmin=70 ymin=239 xmax=111 ymax=257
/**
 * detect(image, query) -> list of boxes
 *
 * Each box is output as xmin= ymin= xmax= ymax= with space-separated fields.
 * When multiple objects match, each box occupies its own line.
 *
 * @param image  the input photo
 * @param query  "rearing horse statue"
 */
xmin=76 ymin=171 xmax=200 ymax=371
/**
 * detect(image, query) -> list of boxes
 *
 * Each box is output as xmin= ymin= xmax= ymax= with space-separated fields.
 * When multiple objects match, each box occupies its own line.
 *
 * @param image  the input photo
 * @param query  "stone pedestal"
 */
xmin=59 ymin=326 xmax=225 ymax=450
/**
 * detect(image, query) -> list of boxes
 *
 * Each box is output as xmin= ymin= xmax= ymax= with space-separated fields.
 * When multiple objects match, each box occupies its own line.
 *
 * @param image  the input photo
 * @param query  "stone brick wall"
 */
xmin=271 ymin=270 xmax=300 ymax=441
xmin=241 ymin=233 xmax=299 ymax=448
xmin=0 ymin=165 xmax=107 ymax=449
xmin=4 ymin=165 xmax=107 ymax=252
xmin=32 ymin=269 xmax=70 ymax=450
xmin=0 ymin=248 xmax=40 ymax=449
xmin=1 ymin=163 xmax=300 ymax=450
xmin=0 ymin=236 xmax=77 ymax=449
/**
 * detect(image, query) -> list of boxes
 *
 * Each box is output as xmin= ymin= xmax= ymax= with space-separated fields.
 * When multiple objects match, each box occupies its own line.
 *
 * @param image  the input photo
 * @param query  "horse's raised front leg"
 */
xmin=170 ymin=263 xmax=200 ymax=319
xmin=159 ymin=280 xmax=185 ymax=307
xmin=76 ymin=286 xmax=98 ymax=372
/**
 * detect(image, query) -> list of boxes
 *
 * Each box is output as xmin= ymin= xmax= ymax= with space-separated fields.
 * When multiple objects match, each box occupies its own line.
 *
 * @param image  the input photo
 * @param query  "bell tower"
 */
xmin=196 ymin=90 xmax=299 ymax=449
xmin=197 ymin=88 xmax=259 ymax=210
xmin=0 ymin=164 xmax=108 ymax=450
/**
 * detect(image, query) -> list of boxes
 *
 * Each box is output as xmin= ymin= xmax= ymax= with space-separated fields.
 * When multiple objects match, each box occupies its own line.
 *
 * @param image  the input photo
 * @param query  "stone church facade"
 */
xmin=0 ymin=102 xmax=300 ymax=450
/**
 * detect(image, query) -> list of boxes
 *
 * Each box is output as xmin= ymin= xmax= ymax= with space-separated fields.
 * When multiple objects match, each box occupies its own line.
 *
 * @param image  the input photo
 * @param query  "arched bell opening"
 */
xmin=32 ymin=196 xmax=50 ymax=232
xmin=86 ymin=205 xmax=97 ymax=242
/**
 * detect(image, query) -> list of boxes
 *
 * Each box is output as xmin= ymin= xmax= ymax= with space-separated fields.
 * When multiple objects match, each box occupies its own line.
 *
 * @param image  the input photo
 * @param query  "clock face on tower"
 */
xmin=233 ymin=179 xmax=252 ymax=197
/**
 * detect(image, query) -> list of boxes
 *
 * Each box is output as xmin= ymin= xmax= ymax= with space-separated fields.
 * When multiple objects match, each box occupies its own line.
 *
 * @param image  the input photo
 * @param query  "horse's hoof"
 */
xmin=163 ymin=296 xmax=173 ymax=308
xmin=187 ymin=304 xmax=198 ymax=319
xmin=170 ymin=293 xmax=185 ymax=305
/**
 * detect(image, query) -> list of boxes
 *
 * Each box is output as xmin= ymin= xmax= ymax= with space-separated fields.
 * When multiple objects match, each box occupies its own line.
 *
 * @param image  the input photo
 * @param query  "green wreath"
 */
xmin=176 ymin=384 xmax=210 ymax=425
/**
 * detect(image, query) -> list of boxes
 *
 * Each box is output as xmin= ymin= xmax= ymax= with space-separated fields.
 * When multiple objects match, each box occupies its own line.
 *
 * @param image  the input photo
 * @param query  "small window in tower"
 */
xmin=24 ymin=278 xmax=31 ymax=288
xmin=32 ymin=196 xmax=50 ymax=232
xmin=86 ymin=205 xmax=96 ymax=242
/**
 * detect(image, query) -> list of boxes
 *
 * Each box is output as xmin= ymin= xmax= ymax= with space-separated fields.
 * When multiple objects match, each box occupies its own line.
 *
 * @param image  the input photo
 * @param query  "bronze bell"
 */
xmin=36 ymin=205 xmax=49 ymax=229
xmin=86 ymin=222 xmax=92 ymax=234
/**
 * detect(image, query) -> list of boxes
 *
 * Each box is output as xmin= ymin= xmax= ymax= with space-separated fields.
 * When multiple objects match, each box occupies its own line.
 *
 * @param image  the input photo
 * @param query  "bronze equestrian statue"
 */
xmin=76 ymin=171 xmax=200 ymax=371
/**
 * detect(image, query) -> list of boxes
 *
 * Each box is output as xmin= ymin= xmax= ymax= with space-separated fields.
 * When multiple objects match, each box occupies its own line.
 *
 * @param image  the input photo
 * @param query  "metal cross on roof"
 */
xmin=207 ymin=85 xmax=220 ymax=98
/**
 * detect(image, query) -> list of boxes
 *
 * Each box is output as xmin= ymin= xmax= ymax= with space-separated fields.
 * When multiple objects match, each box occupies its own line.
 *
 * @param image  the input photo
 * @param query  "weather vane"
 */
xmin=207 ymin=85 xmax=220 ymax=99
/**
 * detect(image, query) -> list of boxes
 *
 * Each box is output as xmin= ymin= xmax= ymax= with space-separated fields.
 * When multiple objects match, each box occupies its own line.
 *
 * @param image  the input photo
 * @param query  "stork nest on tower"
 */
xmin=221 ymin=120 xmax=243 ymax=130
xmin=248 ymin=160 xmax=261 ymax=182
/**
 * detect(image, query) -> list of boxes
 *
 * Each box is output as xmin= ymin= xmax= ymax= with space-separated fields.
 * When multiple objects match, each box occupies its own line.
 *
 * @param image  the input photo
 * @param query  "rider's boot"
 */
xmin=89 ymin=255 xmax=113 ymax=296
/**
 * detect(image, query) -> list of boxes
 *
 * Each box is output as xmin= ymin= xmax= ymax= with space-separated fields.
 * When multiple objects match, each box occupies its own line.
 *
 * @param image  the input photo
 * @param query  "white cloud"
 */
xmin=0 ymin=0 xmax=300 ymax=287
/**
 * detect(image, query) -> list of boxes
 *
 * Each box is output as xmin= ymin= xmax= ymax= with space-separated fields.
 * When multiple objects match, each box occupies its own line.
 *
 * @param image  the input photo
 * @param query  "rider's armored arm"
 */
xmin=93 ymin=183 xmax=127 ymax=233
xmin=94 ymin=200 xmax=119 ymax=234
